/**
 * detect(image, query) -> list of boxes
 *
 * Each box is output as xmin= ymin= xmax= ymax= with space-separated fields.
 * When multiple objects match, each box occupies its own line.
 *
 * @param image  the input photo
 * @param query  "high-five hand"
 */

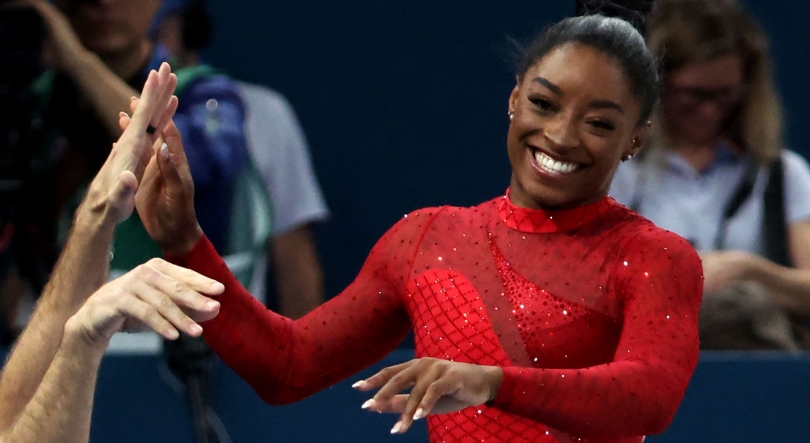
xmin=120 ymin=94 xmax=201 ymax=255
xmin=80 ymin=62 xmax=178 ymax=226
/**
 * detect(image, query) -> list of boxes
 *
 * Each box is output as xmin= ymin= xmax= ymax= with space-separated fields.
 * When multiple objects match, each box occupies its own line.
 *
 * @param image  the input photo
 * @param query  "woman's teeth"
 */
xmin=533 ymin=150 xmax=579 ymax=174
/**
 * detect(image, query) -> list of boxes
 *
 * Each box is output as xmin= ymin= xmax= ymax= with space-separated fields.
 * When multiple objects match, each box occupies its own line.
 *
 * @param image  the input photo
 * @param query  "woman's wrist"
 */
xmin=484 ymin=366 xmax=504 ymax=403
xmin=161 ymin=224 xmax=204 ymax=256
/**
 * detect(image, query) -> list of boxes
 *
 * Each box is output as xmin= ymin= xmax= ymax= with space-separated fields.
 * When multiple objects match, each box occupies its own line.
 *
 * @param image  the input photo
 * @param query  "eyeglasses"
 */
xmin=664 ymin=84 xmax=748 ymax=108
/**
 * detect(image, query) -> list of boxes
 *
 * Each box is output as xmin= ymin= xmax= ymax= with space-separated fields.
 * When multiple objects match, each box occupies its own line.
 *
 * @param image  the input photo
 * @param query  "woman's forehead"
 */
xmin=526 ymin=44 xmax=636 ymax=104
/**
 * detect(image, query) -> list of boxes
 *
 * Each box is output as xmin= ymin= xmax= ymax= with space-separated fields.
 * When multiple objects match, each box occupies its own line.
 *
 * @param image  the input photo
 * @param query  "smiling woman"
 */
xmin=132 ymin=1 xmax=704 ymax=442
xmin=507 ymin=44 xmax=647 ymax=209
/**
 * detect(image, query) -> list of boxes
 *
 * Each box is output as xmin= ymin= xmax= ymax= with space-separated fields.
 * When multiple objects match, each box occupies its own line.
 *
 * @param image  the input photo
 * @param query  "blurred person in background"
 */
xmin=0 ymin=65 xmax=223 ymax=443
xmin=610 ymin=0 xmax=810 ymax=350
xmin=0 ymin=0 xmax=248 ymax=344
xmin=154 ymin=0 xmax=328 ymax=318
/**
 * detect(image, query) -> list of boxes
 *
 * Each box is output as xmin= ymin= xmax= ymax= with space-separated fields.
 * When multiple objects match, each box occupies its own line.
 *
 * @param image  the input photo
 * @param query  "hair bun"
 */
xmin=574 ymin=0 xmax=653 ymax=34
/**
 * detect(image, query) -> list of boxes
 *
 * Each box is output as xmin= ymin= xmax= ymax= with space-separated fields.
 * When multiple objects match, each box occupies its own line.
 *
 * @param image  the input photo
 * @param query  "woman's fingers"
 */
xmin=156 ymin=142 xmax=186 ymax=195
xmin=355 ymin=358 xmax=491 ymax=435
xmin=354 ymin=360 xmax=415 ymax=392
xmin=391 ymin=376 xmax=434 ymax=434
xmin=412 ymin=379 xmax=456 ymax=418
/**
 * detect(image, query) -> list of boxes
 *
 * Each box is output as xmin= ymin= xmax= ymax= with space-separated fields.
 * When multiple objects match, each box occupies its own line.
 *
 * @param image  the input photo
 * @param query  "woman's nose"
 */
xmin=543 ymin=114 xmax=579 ymax=150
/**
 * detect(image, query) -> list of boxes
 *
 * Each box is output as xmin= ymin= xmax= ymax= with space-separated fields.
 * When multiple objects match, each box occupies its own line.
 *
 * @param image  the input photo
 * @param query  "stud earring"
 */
xmin=508 ymin=111 xmax=514 ymax=121
xmin=622 ymin=153 xmax=634 ymax=162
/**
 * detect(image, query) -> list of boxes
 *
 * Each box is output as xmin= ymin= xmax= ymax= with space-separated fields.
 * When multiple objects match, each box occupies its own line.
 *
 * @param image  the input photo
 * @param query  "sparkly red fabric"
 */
xmin=168 ymin=191 xmax=703 ymax=443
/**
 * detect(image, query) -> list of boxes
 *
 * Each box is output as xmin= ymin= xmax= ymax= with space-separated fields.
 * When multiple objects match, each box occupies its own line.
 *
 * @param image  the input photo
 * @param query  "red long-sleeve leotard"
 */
xmin=167 ymin=192 xmax=703 ymax=443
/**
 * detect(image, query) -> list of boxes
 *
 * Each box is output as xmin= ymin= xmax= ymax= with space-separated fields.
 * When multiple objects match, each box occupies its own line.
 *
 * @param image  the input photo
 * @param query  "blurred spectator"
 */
xmin=154 ymin=0 xmax=329 ymax=318
xmin=0 ymin=0 xmax=247 ymax=344
xmin=610 ymin=0 xmax=810 ymax=350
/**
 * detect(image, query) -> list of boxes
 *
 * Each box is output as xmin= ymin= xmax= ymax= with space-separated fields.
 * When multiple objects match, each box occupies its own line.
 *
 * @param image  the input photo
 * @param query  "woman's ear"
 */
xmin=508 ymin=76 xmax=521 ymax=115
xmin=627 ymin=120 xmax=651 ymax=157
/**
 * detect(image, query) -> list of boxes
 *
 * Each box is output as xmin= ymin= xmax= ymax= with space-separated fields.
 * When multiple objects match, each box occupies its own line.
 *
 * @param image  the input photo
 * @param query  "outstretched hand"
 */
xmin=80 ymin=62 xmax=178 ymax=226
xmin=353 ymin=358 xmax=503 ymax=434
xmin=120 ymin=85 xmax=201 ymax=255
xmin=65 ymin=258 xmax=223 ymax=348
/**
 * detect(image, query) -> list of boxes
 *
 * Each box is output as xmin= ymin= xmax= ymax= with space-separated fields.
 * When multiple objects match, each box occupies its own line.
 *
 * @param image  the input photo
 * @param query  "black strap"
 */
xmin=714 ymin=159 xmax=758 ymax=250
xmin=763 ymin=157 xmax=792 ymax=267
xmin=631 ymin=154 xmax=788 ymax=258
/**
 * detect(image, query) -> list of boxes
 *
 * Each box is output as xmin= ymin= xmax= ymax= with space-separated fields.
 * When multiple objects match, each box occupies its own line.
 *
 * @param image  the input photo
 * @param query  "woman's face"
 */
xmin=507 ymin=43 xmax=646 ymax=210
xmin=661 ymin=54 xmax=745 ymax=147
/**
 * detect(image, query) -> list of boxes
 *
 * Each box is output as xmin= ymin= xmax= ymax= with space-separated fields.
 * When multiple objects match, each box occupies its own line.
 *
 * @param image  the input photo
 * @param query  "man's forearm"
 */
xmin=0 ymin=210 xmax=114 ymax=430
xmin=66 ymin=50 xmax=138 ymax=136
xmin=2 ymin=330 xmax=104 ymax=443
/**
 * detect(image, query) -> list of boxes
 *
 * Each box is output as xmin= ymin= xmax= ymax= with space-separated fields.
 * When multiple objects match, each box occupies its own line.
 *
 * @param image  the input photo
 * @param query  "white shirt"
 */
xmin=610 ymin=146 xmax=810 ymax=255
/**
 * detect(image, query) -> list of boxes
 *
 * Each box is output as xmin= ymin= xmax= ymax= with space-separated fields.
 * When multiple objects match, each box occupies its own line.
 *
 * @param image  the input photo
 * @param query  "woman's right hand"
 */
xmin=120 ymin=95 xmax=202 ymax=255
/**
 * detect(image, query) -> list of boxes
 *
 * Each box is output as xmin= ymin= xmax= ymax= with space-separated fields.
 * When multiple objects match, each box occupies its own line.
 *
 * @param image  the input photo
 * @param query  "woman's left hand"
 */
xmin=353 ymin=358 xmax=503 ymax=434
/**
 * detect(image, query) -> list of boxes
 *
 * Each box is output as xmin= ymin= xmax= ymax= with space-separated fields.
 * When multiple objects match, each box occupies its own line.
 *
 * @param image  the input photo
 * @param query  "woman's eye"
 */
xmin=589 ymin=120 xmax=615 ymax=131
xmin=529 ymin=97 xmax=556 ymax=112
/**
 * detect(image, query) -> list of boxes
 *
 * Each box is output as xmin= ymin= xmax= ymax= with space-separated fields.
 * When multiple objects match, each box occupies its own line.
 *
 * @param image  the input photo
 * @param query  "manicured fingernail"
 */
xmin=207 ymin=300 xmax=219 ymax=309
xmin=190 ymin=324 xmax=203 ymax=334
xmin=361 ymin=399 xmax=374 ymax=409
xmin=351 ymin=380 xmax=365 ymax=389
xmin=159 ymin=143 xmax=168 ymax=157
xmin=211 ymin=282 xmax=224 ymax=292
xmin=414 ymin=408 xmax=426 ymax=420
xmin=390 ymin=421 xmax=402 ymax=434
xmin=167 ymin=329 xmax=179 ymax=339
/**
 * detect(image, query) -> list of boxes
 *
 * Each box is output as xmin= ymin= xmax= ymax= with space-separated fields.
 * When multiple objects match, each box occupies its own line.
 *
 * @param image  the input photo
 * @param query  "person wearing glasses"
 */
xmin=610 ymin=0 xmax=810 ymax=349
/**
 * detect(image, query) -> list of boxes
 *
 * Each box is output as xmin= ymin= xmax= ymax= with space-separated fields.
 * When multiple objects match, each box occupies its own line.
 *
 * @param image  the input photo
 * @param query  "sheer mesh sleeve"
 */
xmin=491 ymin=229 xmax=703 ymax=438
xmin=167 ymin=209 xmax=442 ymax=404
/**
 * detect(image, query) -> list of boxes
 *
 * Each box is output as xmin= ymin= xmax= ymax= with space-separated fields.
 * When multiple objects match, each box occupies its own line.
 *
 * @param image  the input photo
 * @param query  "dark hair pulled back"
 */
xmin=518 ymin=0 xmax=660 ymax=125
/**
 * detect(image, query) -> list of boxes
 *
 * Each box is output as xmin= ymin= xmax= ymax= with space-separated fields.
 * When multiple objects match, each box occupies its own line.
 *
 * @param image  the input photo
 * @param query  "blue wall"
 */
xmin=84 ymin=351 xmax=810 ymax=442
xmin=203 ymin=1 xmax=810 ymax=298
